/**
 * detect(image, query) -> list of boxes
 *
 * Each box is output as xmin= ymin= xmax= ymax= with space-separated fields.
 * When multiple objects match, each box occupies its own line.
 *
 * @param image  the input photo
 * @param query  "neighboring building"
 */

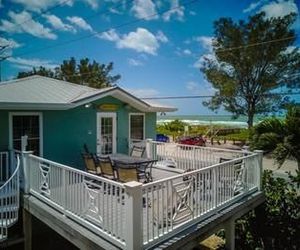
xmin=0 ymin=76 xmax=176 ymax=168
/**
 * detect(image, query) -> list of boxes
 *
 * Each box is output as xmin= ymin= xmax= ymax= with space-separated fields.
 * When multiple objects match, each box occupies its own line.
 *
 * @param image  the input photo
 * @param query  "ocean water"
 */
xmin=157 ymin=115 xmax=269 ymax=128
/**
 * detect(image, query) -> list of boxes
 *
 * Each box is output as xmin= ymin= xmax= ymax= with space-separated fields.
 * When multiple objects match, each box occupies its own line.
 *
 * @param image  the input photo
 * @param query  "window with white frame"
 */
xmin=10 ymin=114 xmax=42 ymax=156
xmin=129 ymin=114 xmax=145 ymax=140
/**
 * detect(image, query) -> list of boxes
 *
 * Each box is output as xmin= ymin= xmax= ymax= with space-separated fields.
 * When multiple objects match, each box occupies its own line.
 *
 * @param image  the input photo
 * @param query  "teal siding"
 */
xmin=0 ymin=96 xmax=157 ymax=169
xmin=145 ymin=112 xmax=157 ymax=139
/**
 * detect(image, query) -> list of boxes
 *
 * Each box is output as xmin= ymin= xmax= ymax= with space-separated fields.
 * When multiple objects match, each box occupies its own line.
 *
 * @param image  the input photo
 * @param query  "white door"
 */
xmin=97 ymin=113 xmax=117 ymax=155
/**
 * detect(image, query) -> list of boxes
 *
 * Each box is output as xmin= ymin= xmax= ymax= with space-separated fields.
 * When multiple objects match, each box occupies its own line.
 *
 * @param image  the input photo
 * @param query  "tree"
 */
xmin=251 ymin=106 xmax=300 ymax=170
xmin=201 ymin=12 xmax=300 ymax=128
xmin=0 ymin=38 xmax=15 ymax=81
xmin=17 ymin=57 xmax=121 ymax=89
xmin=235 ymin=170 xmax=300 ymax=249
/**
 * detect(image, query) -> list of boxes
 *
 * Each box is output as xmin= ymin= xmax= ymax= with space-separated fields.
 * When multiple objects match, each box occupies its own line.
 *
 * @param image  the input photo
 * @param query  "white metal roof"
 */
xmin=0 ymin=75 xmax=177 ymax=112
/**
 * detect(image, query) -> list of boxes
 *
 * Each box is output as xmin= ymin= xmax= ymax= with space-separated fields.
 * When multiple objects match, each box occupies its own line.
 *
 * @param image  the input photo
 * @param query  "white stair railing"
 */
xmin=0 ymin=152 xmax=20 ymax=242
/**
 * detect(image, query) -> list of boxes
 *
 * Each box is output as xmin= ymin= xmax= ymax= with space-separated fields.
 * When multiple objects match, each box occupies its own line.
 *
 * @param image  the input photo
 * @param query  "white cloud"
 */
xmin=243 ymin=0 xmax=263 ymax=13
xmin=259 ymin=0 xmax=298 ymax=19
xmin=127 ymin=88 xmax=159 ymax=97
xmin=43 ymin=14 xmax=76 ymax=33
xmin=109 ymin=7 xmax=123 ymax=15
xmin=7 ymin=57 xmax=59 ymax=70
xmin=83 ymin=0 xmax=99 ymax=10
xmin=183 ymin=49 xmax=191 ymax=55
xmin=162 ymin=0 xmax=185 ymax=22
xmin=117 ymin=28 xmax=159 ymax=54
xmin=193 ymin=53 xmax=216 ymax=68
xmin=131 ymin=0 xmax=158 ymax=20
xmin=195 ymin=36 xmax=214 ymax=52
xmin=175 ymin=47 xmax=193 ymax=56
xmin=11 ymin=0 xmax=64 ymax=12
xmin=97 ymin=29 xmax=119 ymax=41
xmin=66 ymin=16 xmax=93 ymax=31
xmin=0 ymin=38 xmax=21 ymax=58
xmin=0 ymin=11 xmax=57 ymax=39
xmin=0 ymin=37 xmax=21 ymax=49
xmin=128 ymin=58 xmax=143 ymax=66
xmin=186 ymin=81 xmax=215 ymax=95
xmin=99 ymin=28 xmax=166 ymax=55
xmin=156 ymin=30 xmax=168 ymax=43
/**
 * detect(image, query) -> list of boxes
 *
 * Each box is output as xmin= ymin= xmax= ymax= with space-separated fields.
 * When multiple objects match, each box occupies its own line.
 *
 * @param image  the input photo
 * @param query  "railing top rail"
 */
xmin=143 ymin=153 xmax=258 ymax=187
xmin=29 ymin=154 xmax=125 ymax=188
xmin=0 ymin=155 xmax=20 ymax=191
xmin=149 ymin=140 xmax=253 ymax=155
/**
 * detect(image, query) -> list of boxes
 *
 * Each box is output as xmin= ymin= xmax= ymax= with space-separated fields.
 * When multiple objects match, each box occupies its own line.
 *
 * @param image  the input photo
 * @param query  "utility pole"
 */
xmin=0 ymin=44 xmax=10 ymax=82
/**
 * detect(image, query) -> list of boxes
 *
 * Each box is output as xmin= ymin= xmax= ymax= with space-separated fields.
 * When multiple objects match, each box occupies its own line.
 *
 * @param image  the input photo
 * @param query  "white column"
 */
xmin=225 ymin=219 xmax=235 ymax=250
xmin=21 ymin=135 xmax=28 ymax=151
xmin=145 ymin=138 xmax=153 ymax=159
xmin=254 ymin=150 xmax=263 ymax=190
xmin=124 ymin=181 xmax=143 ymax=250
xmin=20 ymin=151 xmax=32 ymax=194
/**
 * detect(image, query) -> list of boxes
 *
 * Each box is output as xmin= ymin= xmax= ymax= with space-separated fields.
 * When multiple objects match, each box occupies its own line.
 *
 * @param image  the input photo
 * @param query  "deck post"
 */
xmin=23 ymin=208 xmax=32 ymax=250
xmin=124 ymin=181 xmax=143 ymax=250
xmin=224 ymin=219 xmax=235 ymax=250
xmin=146 ymin=138 xmax=153 ymax=159
xmin=20 ymin=151 xmax=32 ymax=194
xmin=254 ymin=150 xmax=263 ymax=191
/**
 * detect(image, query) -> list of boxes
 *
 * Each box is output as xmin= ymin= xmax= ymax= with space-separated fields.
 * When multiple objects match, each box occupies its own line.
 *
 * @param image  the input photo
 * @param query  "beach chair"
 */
xmin=82 ymin=153 xmax=101 ymax=176
xmin=130 ymin=145 xmax=145 ymax=158
xmin=96 ymin=156 xmax=116 ymax=180
xmin=114 ymin=161 xmax=143 ymax=183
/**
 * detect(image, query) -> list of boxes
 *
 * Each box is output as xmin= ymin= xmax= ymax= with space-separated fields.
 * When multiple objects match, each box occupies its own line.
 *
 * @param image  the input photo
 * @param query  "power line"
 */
xmin=215 ymin=36 xmax=297 ymax=53
xmin=141 ymin=92 xmax=300 ymax=100
xmin=0 ymin=0 xmax=72 ymax=36
xmin=8 ymin=0 xmax=199 ymax=58
xmin=6 ymin=0 xmax=135 ymax=45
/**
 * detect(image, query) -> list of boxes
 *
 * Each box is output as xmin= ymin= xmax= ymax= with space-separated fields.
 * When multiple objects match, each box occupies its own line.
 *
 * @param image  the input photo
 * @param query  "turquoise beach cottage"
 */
xmin=0 ymin=76 xmax=176 ymax=168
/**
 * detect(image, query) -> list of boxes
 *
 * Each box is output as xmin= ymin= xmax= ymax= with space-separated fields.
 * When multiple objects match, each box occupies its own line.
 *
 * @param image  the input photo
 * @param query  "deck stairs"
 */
xmin=0 ymin=152 xmax=20 ymax=242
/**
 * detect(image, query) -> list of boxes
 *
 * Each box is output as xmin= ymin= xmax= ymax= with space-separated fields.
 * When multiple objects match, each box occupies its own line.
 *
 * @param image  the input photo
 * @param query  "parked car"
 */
xmin=177 ymin=135 xmax=206 ymax=147
xmin=156 ymin=134 xmax=170 ymax=142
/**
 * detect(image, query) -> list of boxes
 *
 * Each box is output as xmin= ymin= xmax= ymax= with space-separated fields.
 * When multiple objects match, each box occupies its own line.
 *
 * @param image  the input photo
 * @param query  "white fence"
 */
xmin=21 ymin=143 xmax=262 ymax=250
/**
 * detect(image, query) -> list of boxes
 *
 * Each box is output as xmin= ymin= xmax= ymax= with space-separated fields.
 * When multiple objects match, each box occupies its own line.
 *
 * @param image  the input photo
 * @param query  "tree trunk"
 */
xmin=247 ymin=112 xmax=254 ymax=129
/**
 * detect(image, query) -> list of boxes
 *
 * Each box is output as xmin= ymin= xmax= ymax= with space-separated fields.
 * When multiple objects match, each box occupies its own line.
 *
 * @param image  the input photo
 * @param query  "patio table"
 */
xmin=108 ymin=153 xmax=157 ymax=182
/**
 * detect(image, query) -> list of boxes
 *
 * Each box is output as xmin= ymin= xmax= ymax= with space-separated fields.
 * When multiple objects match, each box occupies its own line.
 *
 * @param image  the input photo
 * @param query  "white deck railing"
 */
xmin=146 ymin=139 xmax=253 ymax=171
xmin=141 ymin=153 xmax=260 ymax=247
xmin=21 ymin=142 xmax=262 ymax=250
xmin=0 ymin=151 xmax=20 ymax=241
xmin=26 ymin=154 xmax=127 ymax=249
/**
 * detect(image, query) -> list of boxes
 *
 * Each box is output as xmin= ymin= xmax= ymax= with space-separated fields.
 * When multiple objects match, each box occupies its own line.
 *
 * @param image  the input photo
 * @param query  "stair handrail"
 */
xmin=0 ymin=154 xmax=20 ymax=192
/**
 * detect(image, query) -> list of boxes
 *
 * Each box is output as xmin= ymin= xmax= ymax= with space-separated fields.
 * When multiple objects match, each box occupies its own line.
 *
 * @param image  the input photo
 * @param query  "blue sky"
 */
xmin=0 ymin=0 xmax=299 ymax=115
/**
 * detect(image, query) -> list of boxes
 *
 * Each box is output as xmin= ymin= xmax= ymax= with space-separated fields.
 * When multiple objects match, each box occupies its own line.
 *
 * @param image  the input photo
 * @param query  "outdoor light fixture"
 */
xmin=85 ymin=103 xmax=92 ymax=108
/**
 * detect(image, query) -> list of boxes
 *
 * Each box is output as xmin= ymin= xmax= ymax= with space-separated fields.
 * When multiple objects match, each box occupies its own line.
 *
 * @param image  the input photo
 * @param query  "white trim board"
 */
xmin=96 ymin=112 xmax=117 ymax=155
xmin=9 ymin=112 xmax=43 ymax=156
xmin=129 ymin=113 xmax=145 ymax=140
